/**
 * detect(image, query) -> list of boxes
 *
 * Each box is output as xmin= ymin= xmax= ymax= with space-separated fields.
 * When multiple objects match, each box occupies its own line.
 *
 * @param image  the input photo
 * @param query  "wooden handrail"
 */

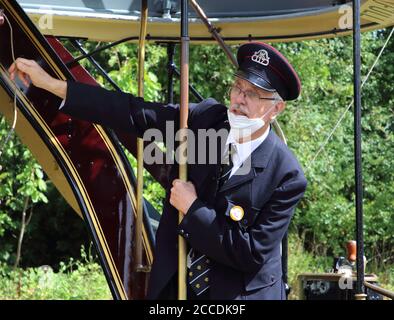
xmin=364 ymin=281 xmax=394 ymax=300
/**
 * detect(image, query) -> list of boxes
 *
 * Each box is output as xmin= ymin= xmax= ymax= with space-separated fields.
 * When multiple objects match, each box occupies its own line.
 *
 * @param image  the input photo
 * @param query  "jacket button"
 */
xmin=179 ymin=229 xmax=185 ymax=235
xmin=271 ymin=275 xmax=275 ymax=282
xmin=184 ymin=233 xmax=190 ymax=239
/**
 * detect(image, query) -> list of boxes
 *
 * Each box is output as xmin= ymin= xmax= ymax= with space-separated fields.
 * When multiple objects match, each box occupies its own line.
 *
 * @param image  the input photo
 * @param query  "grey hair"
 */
xmin=273 ymin=91 xmax=283 ymax=102
xmin=269 ymin=92 xmax=285 ymax=123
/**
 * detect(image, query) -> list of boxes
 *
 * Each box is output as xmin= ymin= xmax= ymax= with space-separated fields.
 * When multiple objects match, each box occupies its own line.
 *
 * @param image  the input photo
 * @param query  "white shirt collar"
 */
xmin=226 ymin=125 xmax=270 ymax=150
xmin=225 ymin=126 xmax=270 ymax=177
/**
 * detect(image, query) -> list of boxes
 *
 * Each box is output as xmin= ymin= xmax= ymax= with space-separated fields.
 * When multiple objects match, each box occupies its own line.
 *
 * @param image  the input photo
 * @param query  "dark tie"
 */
xmin=186 ymin=146 xmax=235 ymax=296
xmin=218 ymin=143 xmax=234 ymax=189
xmin=187 ymin=249 xmax=211 ymax=296
xmin=187 ymin=145 xmax=235 ymax=296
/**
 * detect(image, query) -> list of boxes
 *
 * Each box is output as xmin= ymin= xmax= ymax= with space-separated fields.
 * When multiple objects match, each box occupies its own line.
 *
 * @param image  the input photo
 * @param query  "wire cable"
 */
xmin=307 ymin=27 xmax=394 ymax=171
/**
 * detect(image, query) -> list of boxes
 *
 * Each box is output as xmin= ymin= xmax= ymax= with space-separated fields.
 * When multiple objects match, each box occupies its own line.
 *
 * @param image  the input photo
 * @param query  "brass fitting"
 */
xmin=0 ymin=10 xmax=5 ymax=26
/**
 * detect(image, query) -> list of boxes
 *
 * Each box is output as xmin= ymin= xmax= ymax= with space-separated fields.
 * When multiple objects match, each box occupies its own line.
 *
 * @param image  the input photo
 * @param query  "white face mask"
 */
xmin=227 ymin=105 xmax=276 ymax=140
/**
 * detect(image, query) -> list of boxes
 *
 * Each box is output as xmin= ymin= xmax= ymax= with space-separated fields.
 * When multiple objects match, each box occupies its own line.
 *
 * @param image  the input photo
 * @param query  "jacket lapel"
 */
xmin=219 ymin=128 xmax=277 ymax=193
xmin=188 ymin=120 xmax=230 ymax=190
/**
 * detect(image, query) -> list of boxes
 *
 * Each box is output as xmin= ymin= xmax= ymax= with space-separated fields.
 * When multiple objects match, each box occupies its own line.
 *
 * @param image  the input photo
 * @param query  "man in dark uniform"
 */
xmin=9 ymin=42 xmax=307 ymax=300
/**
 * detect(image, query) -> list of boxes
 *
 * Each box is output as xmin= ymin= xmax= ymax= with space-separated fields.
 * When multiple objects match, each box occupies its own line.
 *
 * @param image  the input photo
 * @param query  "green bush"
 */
xmin=1 ymin=237 xmax=391 ymax=300
xmin=0 ymin=245 xmax=111 ymax=300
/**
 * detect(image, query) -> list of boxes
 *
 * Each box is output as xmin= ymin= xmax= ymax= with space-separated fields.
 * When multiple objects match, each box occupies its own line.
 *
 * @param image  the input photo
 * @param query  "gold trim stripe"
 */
xmin=94 ymin=125 xmax=154 ymax=264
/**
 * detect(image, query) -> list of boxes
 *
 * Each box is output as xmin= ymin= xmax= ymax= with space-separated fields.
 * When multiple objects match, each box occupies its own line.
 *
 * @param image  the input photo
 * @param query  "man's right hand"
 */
xmin=8 ymin=58 xmax=67 ymax=99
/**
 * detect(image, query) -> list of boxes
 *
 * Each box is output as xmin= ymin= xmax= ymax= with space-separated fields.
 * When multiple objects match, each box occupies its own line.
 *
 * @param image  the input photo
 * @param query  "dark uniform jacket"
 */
xmin=60 ymin=81 xmax=307 ymax=300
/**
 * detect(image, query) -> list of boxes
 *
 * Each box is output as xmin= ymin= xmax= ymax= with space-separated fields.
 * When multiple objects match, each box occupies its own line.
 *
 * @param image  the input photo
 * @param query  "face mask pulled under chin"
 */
xmin=227 ymin=110 xmax=264 ymax=140
xmin=227 ymin=105 xmax=275 ymax=140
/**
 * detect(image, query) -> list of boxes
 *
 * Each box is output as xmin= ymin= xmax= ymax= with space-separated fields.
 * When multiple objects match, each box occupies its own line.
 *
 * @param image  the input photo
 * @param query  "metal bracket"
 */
xmin=354 ymin=293 xmax=368 ymax=300
xmin=135 ymin=264 xmax=152 ymax=273
xmin=0 ymin=9 xmax=5 ymax=26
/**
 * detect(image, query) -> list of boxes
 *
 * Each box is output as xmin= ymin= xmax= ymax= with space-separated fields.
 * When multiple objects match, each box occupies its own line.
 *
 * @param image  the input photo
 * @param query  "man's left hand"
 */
xmin=170 ymin=179 xmax=197 ymax=214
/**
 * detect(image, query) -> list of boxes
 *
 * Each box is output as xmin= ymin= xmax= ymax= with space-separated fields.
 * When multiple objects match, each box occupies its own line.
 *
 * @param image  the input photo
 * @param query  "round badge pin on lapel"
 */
xmin=230 ymin=206 xmax=244 ymax=222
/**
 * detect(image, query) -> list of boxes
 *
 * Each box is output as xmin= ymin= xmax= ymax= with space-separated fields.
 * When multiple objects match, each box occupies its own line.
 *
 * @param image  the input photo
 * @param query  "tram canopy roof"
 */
xmin=17 ymin=0 xmax=394 ymax=43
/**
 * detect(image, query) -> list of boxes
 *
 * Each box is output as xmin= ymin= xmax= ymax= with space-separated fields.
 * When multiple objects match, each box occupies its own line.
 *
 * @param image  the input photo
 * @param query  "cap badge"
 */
xmin=229 ymin=206 xmax=244 ymax=222
xmin=252 ymin=49 xmax=270 ymax=66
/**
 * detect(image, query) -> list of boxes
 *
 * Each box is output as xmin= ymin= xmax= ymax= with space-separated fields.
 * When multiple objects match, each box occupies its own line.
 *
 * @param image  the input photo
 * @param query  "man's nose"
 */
xmin=234 ymin=91 xmax=247 ymax=105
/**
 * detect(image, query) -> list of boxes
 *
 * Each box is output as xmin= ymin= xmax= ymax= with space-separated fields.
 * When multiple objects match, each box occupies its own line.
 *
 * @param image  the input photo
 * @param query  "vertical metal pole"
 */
xmin=353 ymin=0 xmax=366 ymax=300
xmin=135 ymin=0 xmax=150 ymax=272
xmin=178 ymin=0 xmax=189 ymax=300
xmin=167 ymin=42 xmax=176 ymax=104
xmin=281 ymin=232 xmax=290 ymax=297
xmin=167 ymin=42 xmax=204 ymax=102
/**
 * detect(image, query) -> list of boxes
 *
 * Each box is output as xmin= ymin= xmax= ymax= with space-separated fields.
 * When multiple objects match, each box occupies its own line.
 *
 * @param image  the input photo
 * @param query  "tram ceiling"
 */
xmin=17 ymin=0 xmax=394 ymax=43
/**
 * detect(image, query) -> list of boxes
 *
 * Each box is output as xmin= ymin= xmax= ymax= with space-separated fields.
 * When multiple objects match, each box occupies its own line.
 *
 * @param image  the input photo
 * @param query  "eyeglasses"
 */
xmin=229 ymin=84 xmax=281 ymax=103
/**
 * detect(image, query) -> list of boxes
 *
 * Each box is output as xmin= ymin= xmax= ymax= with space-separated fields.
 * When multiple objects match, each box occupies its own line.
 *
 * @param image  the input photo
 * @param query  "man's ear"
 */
xmin=271 ymin=101 xmax=286 ymax=121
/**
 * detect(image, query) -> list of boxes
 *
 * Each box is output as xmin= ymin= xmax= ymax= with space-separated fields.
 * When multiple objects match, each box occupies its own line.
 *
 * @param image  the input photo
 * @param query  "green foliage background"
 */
xmin=0 ymin=28 xmax=393 ymax=298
